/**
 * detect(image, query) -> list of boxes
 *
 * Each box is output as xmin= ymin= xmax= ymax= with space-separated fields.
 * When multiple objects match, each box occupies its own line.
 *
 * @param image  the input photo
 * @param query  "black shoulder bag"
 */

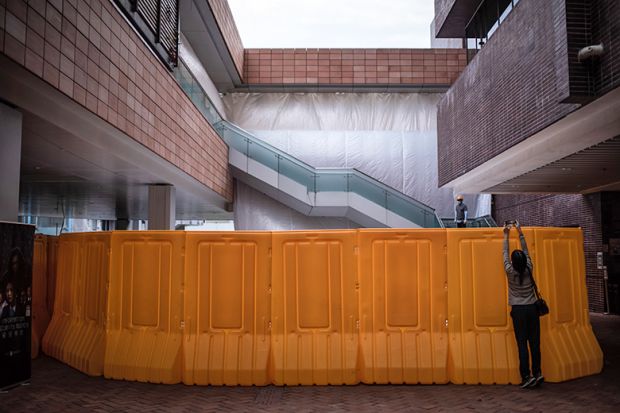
xmin=530 ymin=269 xmax=550 ymax=316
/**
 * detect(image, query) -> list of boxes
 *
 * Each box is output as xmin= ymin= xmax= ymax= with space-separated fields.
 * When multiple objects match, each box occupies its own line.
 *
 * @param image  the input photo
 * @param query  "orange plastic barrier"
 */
xmin=42 ymin=233 xmax=109 ymax=375
xmin=446 ymin=228 xmax=522 ymax=384
xmin=271 ymin=230 xmax=359 ymax=385
xmin=182 ymin=232 xmax=271 ymax=385
xmin=532 ymin=228 xmax=603 ymax=381
xmin=46 ymin=236 xmax=59 ymax=316
xmin=32 ymin=235 xmax=51 ymax=359
xmin=43 ymin=228 xmax=601 ymax=386
xmin=446 ymin=228 xmax=603 ymax=384
xmin=104 ymin=231 xmax=184 ymax=384
xmin=357 ymin=229 xmax=449 ymax=384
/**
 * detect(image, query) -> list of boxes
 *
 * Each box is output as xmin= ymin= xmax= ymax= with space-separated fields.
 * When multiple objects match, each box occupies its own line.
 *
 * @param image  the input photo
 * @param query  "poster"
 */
xmin=0 ymin=221 xmax=34 ymax=390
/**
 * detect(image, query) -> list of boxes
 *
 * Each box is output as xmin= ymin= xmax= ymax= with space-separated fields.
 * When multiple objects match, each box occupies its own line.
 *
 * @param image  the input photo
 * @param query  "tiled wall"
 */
xmin=208 ymin=0 xmax=244 ymax=80
xmin=493 ymin=193 xmax=605 ymax=312
xmin=564 ymin=0 xmax=620 ymax=101
xmin=437 ymin=0 xmax=579 ymax=186
xmin=433 ymin=0 xmax=456 ymax=37
xmin=0 ymin=0 xmax=232 ymax=201
xmin=244 ymin=48 xmax=466 ymax=86
xmin=591 ymin=0 xmax=620 ymax=96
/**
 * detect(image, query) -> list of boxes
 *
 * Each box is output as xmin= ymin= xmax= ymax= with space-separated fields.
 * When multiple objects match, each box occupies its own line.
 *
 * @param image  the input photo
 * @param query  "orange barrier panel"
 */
xmin=31 ymin=235 xmax=50 ymax=359
xmin=357 ymin=229 xmax=449 ymax=384
xmin=446 ymin=227 xmax=522 ymax=384
xmin=532 ymin=228 xmax=603 ymax=381
xmin=42 ymin=233 xmax=109 ymax=375
xmin=446 ymin=228 xmax=603 ymax=384
xmin=46 ymin=236 xmax=59 ymax=317
xmin=183 ymin=232 xmax=271 ymax=385
xmin=104 ymin=231 xmax=184 ymax=384
xmin=271 ymin=230 xmax=359 ymax=385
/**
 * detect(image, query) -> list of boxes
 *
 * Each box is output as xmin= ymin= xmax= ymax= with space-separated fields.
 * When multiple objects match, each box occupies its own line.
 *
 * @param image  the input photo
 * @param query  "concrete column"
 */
xmin=148 ymin=184 xmax=176 ymax=230
xmin=0 ymin=103 xmax=23 ymax=222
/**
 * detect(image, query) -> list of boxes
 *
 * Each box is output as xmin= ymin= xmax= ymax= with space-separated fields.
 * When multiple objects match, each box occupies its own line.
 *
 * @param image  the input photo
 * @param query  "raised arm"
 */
xmin=503 ymin=226 xmax=512 ymax=273
xmin=515 ymin=222 xmax=533 ymax=270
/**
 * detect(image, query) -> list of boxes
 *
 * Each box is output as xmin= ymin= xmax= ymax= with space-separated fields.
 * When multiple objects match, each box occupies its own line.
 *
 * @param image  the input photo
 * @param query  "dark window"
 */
xmin=465 ymin=0 xmax=519 ymax=60
xmin=114 ymin=0 xmax=179 ymax=70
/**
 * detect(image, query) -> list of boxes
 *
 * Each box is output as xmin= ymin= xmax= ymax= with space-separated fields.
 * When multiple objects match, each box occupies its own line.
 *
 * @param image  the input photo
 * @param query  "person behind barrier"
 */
xmin=454 ymin=195 xmax=468 ymax=227
xmin=503 ymin=221 xmax=544 ymax=389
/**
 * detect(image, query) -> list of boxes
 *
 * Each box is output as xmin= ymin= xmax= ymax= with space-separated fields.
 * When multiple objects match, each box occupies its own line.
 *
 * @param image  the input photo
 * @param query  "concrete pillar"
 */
xmin=148 ymin=184 xmax=176 ymax=230
xmin=0 ymin=103 xmax=23 ymax=222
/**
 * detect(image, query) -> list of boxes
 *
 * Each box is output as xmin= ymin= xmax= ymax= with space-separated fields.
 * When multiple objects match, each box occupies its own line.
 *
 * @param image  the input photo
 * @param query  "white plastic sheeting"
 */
xmin=223 ymin=93 xmax=491 ymax=230
xmin=234 ymin=182 xmax=357 ymax=230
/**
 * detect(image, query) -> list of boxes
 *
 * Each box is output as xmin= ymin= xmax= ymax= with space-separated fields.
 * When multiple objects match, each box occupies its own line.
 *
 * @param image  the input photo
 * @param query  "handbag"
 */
xmin=530 ymin=269 xmax=549 ymax=316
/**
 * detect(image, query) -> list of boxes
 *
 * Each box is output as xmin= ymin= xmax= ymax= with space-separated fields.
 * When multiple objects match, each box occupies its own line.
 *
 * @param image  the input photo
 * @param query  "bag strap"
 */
xmin=528 ymin=267 xmax=543 ymax=299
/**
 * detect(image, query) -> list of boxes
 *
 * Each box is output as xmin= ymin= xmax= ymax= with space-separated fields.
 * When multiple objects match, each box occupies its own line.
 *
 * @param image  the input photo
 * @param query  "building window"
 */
xmin=114 ymin=0 xmax=179 ymax=70
xmin=465 ymin=0 xmax=519 ymax=60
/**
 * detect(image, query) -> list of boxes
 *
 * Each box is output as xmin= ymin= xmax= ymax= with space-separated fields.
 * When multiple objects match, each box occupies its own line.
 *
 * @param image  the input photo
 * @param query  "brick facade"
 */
xmin=244 ymin=48 xmax=466 ymax=86
xmin=0 ymin=0 xmax=232 ymax=201
xmin=590 ymin=0 xmax=620 ymax=95
xmin=208 ymin=0 xmax=244 ymax=80
xmin=565 ymin=0 xmax=620 ymax=101
xmin=601 ymin=192 xmax=620 ymax=314
xmin=434 ymin=0 xmax=457 ymax=37
xmin=493 ymin=193 xmax=606 ymax=312
xmin=437 ymin=0 xmax=580 ymax=186
xmin=565 ymin=0 xmax=594 ymax=101
xmin=437 ymin=0 xmax=620 ymax=185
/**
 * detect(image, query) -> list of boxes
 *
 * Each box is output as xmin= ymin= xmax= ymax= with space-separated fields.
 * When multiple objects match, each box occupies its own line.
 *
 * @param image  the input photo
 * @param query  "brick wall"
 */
xmin=437 ymin=0 xmax=580 ymax=186
xmin=434 ymin=0 xmax=456 ymax=37
xmin=601 ymin=192 xmax=620 ymax=314
xmin=0 ymin=0 xmax=232 ymax=201
xmin=565 ymin=0 xmax=620 ymax=101
xmin=244 ymin=48 xmax=466 ymax=86
xmin=591 ymin=0 xmax=620 ymax=95
xmin=565 ymin=0 xmax=594 ymax=101
xmin=493 ymin=193 xmax=605 ymax=312
xmin=208 ymin=0 xmax=244 ymax=80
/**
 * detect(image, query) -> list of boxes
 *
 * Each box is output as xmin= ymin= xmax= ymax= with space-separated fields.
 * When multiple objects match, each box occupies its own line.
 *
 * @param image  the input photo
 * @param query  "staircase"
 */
xmin=175 ymin=61 xmax=442 ymax=228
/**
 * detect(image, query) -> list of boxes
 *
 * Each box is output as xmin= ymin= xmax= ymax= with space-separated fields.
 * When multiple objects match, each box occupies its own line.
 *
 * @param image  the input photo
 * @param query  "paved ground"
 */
xmin=3 ymin=313 xmax=620 ymax=412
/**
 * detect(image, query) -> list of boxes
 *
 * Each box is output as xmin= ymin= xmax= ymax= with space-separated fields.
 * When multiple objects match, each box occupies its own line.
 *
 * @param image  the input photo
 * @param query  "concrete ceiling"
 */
xmin=1 ymin=55 xmax=231 ymax=221
xmin=444 ymin=86 xmax=620 ymax=195
xmin=179 ymin=0 xmax=242 ymax=92
xmin=487 ymin=135 xmax=620 ymax=193
xmin=18 ymin=111 xmax=231 ymax=220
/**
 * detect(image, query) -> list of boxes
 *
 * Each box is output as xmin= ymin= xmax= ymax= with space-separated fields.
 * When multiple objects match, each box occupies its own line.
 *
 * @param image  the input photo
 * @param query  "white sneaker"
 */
xmin=520 ymin=376 xmax=536 ymax=389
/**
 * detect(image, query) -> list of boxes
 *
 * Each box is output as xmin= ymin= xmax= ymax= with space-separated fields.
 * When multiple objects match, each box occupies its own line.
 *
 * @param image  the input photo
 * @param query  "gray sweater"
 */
xmin=503 ymin=234 xmax=537 ymax=306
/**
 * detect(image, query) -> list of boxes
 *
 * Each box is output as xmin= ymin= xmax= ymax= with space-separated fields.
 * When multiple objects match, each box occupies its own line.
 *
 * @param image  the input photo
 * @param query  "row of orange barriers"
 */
xmin=41 ymin=228 xmax=603 ymax=385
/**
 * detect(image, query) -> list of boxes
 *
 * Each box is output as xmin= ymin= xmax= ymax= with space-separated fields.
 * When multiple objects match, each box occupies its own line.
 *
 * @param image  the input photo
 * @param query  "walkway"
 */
xmin=6 ymin=314 xmax=620 ymax=412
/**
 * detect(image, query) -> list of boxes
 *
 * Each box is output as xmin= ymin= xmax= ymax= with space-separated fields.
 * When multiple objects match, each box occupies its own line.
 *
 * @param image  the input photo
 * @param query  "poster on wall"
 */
xmin=0 ymin=221 xmax=34 ymax=390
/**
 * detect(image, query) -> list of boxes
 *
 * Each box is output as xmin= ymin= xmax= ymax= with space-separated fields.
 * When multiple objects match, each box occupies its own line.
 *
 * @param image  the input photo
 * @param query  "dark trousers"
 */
xmin=456 ymin=222 xmax=466 ymax=228
xmin=510 ymin=304 xmax=541 ymax=380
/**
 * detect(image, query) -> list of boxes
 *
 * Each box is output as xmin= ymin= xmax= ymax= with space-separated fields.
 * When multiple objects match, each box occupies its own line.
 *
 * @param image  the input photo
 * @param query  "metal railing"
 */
xmin=440 ymin=215 xmax=497 ymax=228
